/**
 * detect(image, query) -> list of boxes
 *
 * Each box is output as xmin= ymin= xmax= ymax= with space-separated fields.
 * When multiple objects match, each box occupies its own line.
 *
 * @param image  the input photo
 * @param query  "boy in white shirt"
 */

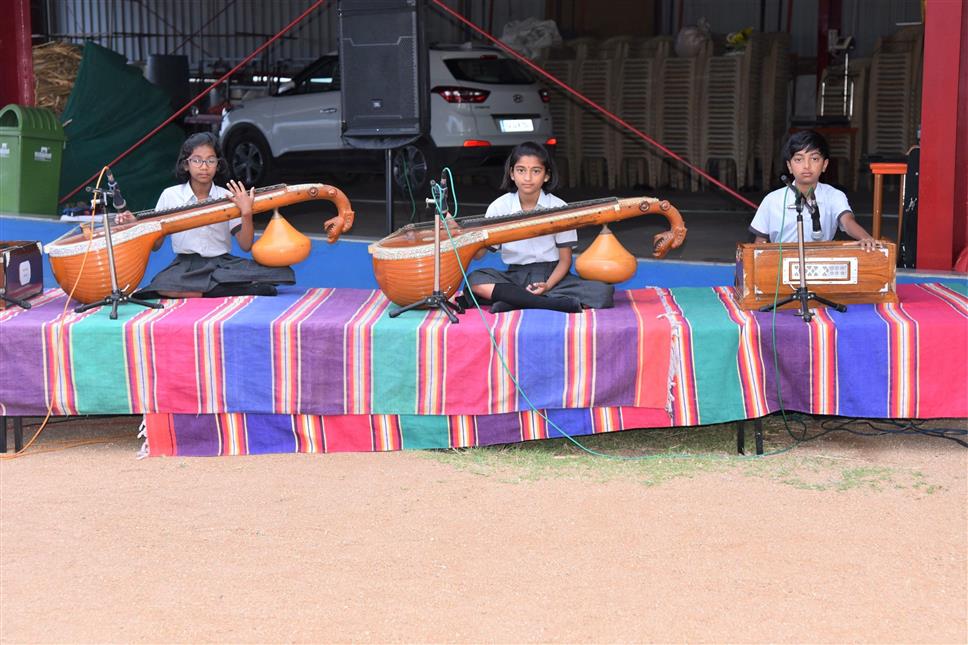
xmin=750 ymin=130 xmax=877 ymax=251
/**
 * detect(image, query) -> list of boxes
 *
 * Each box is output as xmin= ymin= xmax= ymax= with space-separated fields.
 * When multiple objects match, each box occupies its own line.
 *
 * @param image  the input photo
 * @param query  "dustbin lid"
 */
xmin=0 ymin=104 xmax=65 ymax=140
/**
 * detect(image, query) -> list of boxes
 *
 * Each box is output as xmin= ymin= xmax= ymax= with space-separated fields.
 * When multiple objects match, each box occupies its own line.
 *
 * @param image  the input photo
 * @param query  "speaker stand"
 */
xmin=384 ymin=148 xmax=394 ymax=236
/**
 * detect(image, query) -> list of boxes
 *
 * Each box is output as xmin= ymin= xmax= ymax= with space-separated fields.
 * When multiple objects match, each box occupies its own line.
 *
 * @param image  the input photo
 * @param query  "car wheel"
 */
xmin=225 ymin=130 xmax=273 ymax=186
xmin=391 ymin=143 xmax=436 ymax=196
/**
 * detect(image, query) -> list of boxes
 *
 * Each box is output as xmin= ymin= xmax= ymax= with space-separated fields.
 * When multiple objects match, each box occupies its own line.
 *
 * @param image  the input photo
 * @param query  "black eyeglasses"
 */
xmin=187 ymin=157 xmax=220 ymax=167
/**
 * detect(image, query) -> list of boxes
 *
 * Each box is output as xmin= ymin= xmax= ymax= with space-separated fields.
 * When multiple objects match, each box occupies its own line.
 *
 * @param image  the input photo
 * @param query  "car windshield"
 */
xmin=443 ymin=57 xmax=534 ymax=85
xmin=278 ymin=57 xmax=340 ymax=95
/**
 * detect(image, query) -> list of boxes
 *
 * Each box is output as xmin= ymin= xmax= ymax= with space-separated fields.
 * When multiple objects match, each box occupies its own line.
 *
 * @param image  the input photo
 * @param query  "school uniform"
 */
xmin=750 ymin=181 xmax=853 ymax=243
xmin=466 ymin=190 xmax=614 ymax=309
xmin=137 ymin=181 xmax=294 ymax=297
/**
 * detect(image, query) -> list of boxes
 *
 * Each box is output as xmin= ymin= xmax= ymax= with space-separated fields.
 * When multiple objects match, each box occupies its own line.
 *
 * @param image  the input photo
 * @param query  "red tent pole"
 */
xmin=917 ymin=0 xmax=967 ymax=269
xmin=0 ymin=0 xmax=35 ymax=107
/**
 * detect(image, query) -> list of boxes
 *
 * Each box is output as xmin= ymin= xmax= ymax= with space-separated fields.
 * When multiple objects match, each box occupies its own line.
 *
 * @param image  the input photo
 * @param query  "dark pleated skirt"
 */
xmin=136 ymin=253 xmax=295 ymax=297
xmin=466 ymin=261 xmax=614 ymax=309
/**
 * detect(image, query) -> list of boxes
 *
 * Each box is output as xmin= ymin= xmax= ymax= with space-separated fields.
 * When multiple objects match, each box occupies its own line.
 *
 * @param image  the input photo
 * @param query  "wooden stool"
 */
xmin=870 ymin=162 xmax=907 ymax=241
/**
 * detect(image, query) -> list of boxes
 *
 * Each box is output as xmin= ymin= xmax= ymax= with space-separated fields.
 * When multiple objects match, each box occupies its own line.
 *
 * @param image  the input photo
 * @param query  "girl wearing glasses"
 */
xmin=121 ymin=132 xmax=294 ymax=298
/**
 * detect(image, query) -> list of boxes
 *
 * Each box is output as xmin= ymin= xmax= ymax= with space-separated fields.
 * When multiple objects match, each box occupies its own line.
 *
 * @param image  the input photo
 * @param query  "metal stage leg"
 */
xmin=737 ymin=418 xmax=765 ymax=456
xmin=1 ymin=416 xmax=24 ymax=453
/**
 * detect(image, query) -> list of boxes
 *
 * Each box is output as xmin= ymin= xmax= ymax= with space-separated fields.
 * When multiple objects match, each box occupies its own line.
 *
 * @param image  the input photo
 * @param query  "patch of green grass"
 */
xmin=423 ymin=414 xmax=950 ymax=493
xmin=426 ymin=421 xmax=774 ymax=486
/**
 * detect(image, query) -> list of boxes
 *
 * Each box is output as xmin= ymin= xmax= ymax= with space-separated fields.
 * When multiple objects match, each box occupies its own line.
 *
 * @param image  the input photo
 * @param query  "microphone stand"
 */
xmin=388 ymin=175 xmax=464 ymax=323
xmin=74 ymin=186 xmax=163 ymax=320
xmin=760 ymin=183 xmax=846 ymax=322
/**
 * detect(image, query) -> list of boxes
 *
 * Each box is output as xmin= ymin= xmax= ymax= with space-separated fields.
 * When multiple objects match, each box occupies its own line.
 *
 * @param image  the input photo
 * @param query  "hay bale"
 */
xmin=33 ymin=41 xmax=83 ymax=116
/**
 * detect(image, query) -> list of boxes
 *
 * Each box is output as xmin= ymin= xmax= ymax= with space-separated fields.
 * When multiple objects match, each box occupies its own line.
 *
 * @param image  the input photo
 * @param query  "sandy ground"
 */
xmin=1 ymin=416 xmax=966 ymax=644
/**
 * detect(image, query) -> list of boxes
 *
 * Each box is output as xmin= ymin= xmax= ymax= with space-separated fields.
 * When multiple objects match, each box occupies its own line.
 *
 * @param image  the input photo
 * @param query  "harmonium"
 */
xmin=733 ymin=240 xmax=898 ymax=310
xmin=1 ymin=241 xmax=44 ymax=310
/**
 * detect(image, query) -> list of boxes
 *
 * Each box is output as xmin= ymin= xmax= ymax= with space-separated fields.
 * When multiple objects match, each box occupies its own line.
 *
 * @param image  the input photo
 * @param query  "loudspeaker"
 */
xmin=338 ymin=0 xmax=428 ymax=148
xmin=146 ymin=54 xmax=190 ymax=111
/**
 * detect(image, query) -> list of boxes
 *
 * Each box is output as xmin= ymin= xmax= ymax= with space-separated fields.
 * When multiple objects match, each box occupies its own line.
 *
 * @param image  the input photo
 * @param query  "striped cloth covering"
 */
xmin=0 ymin=286 xmax=672 ymax=417
xmin=2 ymin=283 xmax=965 ymax=457
xmin=665 ymin=282 xmax=967 ymax=425
xmin=145 ymin=407 xmax=672 ymax=456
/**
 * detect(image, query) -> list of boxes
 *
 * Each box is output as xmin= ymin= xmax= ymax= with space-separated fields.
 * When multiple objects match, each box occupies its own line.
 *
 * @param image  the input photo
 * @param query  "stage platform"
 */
xmin=2 ymin=212 xmax=966 ymax=456
xmin=1 ymin=282 xmax=965 ymax=457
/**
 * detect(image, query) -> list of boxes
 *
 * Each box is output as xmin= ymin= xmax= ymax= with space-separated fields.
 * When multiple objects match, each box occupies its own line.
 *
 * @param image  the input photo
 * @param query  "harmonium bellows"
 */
xmin=733 ymin=241 xmax=898 ymax=310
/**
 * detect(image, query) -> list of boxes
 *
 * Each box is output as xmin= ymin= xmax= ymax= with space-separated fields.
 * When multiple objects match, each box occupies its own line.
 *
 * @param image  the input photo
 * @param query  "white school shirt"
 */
xmin=750 ymin=182 xmax=852 ymax=244
xmin=485 ymin=190 xmax=576 ymax=265
xmin=155 ymin=182 xmax=238 ymax=257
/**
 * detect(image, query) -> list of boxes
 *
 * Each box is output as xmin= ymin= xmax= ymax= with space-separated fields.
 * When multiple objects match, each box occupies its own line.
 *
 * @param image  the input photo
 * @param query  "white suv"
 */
xmin=220 ymin=43 xmax=555 ymax=192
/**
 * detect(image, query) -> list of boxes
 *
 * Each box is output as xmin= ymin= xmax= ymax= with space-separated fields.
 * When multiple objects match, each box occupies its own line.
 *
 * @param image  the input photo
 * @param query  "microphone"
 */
xmin=781 ymin=174 xmax=805 ymax=211
xmin=105 ymin=170 xmax=126 ymax=211
xmin=807 ymin=188 xmax=823 ymax=241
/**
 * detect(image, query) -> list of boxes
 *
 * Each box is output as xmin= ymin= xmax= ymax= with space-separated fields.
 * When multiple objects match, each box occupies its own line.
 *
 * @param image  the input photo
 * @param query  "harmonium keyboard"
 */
xmin=733 ymin=240 xmax=898 ymax=310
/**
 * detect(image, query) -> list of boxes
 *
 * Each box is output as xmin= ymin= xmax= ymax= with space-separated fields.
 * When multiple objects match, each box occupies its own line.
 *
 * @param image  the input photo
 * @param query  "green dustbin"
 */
xmin=0 ymin=104 xmax=66 ymax=216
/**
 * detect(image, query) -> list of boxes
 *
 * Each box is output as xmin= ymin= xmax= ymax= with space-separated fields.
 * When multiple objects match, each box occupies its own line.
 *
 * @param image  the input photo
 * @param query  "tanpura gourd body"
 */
xmin=251 ymin=210 xmax=312 ymax=267
xmin=575 ymin=224 xmax=639 ymax=283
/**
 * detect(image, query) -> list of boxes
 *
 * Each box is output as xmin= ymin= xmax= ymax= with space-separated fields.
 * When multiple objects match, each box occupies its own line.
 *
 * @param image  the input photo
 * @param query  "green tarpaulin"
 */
xmin=59 ymin=42 xmax=185 ymax=211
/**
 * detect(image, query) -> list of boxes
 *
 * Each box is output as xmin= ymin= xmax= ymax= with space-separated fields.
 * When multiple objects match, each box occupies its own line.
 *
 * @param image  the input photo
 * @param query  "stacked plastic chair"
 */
xmin=575 ymin=56 xmax=616 ymax=188
xmin=615 ymin=55 xmax=658 ymax=189
xmin=598 ymin=35 xmax=636 ymax=60
xmin=537 ymin=55 xmax=580 ymax=187
xmin=613 ymin=37 xmax=673 ymax=189
xmin=865 ymin=26 xmax=923 ymax=164
xmin=700 ymin=47 xmax=755 ymax=189
xmin=655 ymin=41 xmax=710 ymax=191
xmin=564 ymin=36 xmax=600 ymax=60
xmin=629 ymin=35 xmax=673 ymax=59
xmin=754 ymin=34 xmax=791 ymax=190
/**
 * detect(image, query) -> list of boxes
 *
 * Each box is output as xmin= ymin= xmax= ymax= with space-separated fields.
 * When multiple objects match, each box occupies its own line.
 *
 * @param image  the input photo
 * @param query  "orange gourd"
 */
xmin=252 ymin=209 xmax=312 ymax=267
xmin=575 ymin=224 xmax=638 ymax=283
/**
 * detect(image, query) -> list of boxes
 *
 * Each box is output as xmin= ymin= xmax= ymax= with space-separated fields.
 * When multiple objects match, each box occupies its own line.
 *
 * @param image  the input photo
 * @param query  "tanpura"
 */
xmin=369 ymin=196 xmax=687 ymax=306
xmin=46 ymin=183 xmax=354 ymax=304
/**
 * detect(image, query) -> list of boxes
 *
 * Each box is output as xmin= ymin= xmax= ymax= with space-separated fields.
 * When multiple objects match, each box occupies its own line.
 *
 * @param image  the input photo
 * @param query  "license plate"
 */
xmin=498 ymin=118 xmax=534 ymax=133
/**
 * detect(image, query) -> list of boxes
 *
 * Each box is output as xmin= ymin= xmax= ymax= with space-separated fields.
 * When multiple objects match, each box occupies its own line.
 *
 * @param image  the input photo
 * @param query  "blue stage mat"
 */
xmin=2 ymin=214 xmax=963 ymax=291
